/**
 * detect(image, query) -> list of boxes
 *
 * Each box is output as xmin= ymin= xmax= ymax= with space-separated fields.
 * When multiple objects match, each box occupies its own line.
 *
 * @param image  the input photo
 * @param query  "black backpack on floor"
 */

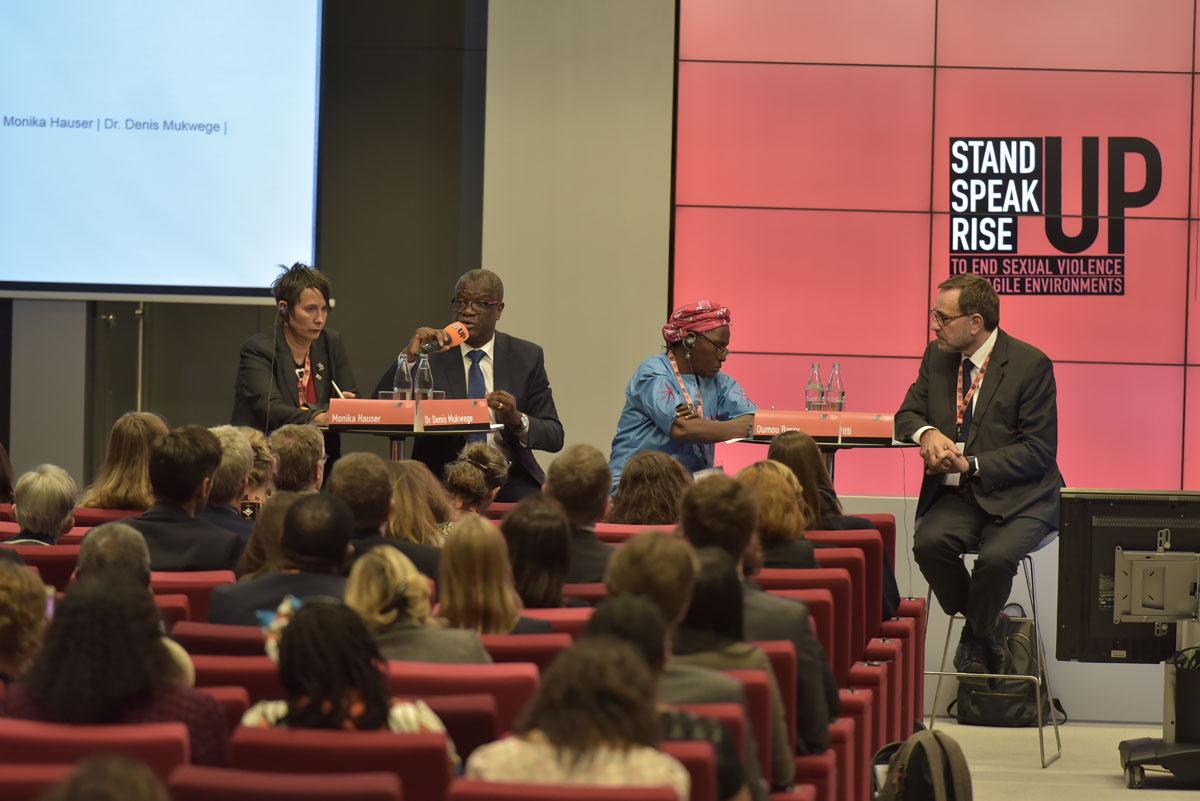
xmin=873 ymin=730 xmax=972 ymax=801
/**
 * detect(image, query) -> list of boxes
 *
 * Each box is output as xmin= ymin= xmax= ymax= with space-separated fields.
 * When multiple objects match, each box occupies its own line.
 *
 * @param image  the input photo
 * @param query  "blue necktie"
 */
xmin=467 ymin=350 xmax=487 ymax=444
xmin=959 ymin=357 xmax=973 ymax=443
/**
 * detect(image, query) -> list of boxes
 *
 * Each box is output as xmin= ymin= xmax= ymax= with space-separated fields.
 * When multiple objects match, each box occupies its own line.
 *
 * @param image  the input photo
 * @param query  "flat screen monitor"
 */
xmin=1057 ymin=488 xmax=1200 ymax=664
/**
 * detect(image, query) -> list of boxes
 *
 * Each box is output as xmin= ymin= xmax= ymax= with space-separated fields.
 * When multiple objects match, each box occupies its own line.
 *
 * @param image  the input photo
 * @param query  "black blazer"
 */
xmin=761 ymin=538 xmax=818 ymax=570
xmin=351 ymin=534 xmax=442 ymax=582
xmin=895 ymin=329 xmax=1065 ymax=524
xmin=128 ymin=504 xmax=244 ymax=572
xmin=373 ymin=332 xmax=564 ymax=500
xmin=208 ymin=572 xmax=347 ymax=626
xmin=565 ymin=526 xmax=615 ymax=584
xmin=198 ymin=505 xmax=254 ymax=543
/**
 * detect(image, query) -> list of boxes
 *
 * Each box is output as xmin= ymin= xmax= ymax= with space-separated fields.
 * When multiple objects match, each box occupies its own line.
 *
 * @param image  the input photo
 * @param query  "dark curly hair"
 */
xmin=278 ymin=602 xmax=391 ymax=731
xmin=607 ymin=451 xmax=691 ymax=525
xmin=514 ymin=637 xmax=659 ymax=766
xmin=501 ymin=494 xmax=571 ymax=609
xmin=26 ymin=579 xmax=172 ymax=724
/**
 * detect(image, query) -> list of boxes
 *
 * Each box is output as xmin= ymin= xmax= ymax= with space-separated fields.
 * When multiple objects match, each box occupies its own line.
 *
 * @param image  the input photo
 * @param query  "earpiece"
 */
xmin=683 ymin=333 xmax=697 ymax=351
xmin=278 ymin=301 xmax=289 ymax=318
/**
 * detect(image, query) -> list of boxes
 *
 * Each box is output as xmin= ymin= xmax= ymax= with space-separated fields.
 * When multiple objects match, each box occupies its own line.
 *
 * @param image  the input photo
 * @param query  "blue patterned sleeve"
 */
xmin=714 ymin=373 xmax=757 ymax=420
xmin=629 ymin=360 xmax=686 ymax=435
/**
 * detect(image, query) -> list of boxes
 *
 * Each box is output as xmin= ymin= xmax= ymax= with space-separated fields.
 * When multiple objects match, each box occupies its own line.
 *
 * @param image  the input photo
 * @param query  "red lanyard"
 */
xmin=956 ymin=350 xmax=991 ymax=435
xmin=296 ymin=351 xmax=313 ymax=409
xmin=667 ymin=352 xmax=703 ymax=418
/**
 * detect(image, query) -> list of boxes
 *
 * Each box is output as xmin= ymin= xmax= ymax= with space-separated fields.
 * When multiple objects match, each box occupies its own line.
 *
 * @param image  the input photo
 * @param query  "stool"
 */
xmin=924 ymin=531 xmax=1062 ymax=768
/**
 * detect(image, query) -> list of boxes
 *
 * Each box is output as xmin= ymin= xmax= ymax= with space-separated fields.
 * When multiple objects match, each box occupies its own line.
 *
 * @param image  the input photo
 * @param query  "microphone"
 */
xmin=419 ymin=321 xmax=469 ymax=354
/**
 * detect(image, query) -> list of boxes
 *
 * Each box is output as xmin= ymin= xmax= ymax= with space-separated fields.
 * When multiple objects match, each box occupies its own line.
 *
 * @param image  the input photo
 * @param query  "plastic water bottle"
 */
xmin=414 ymin=353 xmax=434 ymax=400
xmin=825 ymin=362 xmax=845 ymax=412
xmin=392 ymin=355 xmax=412 ymax=400
xmin=804 ymin=363 xmax=824 ymax=411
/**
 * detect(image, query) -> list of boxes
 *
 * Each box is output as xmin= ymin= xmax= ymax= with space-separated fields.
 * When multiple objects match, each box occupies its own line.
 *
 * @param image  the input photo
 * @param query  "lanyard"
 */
xmin=666 ymin=351 xmax=704 ymax=419
xmin=956 ymin=350 xmax=991 ymax=435
xmin=296 ymin=350 xmax=313 ymax=409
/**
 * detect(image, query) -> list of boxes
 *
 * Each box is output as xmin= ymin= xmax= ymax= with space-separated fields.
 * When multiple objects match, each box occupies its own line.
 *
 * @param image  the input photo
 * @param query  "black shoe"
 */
xmin=983 ymin=612 xmax=1014 ymax=675
xmin=953 ymin=630 xmax=988 ymax=684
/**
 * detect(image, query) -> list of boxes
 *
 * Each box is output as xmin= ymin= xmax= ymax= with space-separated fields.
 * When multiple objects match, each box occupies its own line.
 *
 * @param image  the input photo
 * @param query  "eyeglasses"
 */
xmin=451 ymin=297 xmax=502 ymax=313
xmin=696 ymin=330 xmax=729 ymax=356
xmin=929 ymin=309 xmax=972 ymax=327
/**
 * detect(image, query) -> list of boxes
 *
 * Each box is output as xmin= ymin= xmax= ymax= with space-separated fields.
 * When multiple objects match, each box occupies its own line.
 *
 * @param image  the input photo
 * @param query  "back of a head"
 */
xmin=735 ymin=460 xmax=809 ymax=544
xmin=0 ymin=559 xmax=48 ymax=675
xmin=386 ymin=460 xmax=445 ymax=547
xmin=27 ymin=578 xmax=169 ymax=724
xmin=346 ymin=545 xmax=434 ymax=632
xmin=267 ymin=424 xmax=324 ymax=492
xmin=543 ymin=444 xmax=611 ymax=527
xmin=678 ymin=547 xmax=744 ymax=644
xmin=84 ymin=411 xmax=168 ymax=509
xmin=515 ymin=637 xmax=659 ymax=762
xmin=440 ymin=514 xmax=520 ymax=633
xmin=608 ymin=451 xmax=690 ymax=525
xmin=443 ymin=443 xmax=508 ymax=511
xmin=237 ymin=491 xmax=302 ymax=579
xmin=77 ymin=523 xmax=151 ymax=587
xmin=14 ymin=464 xmax=77 ymax=538
xmin=277 ymin=601 xmax=390 ymax=731
xmin=280 ymin=493 xmax=353 ymax=572
xmin=501 ymin=494 xmax=571 ymax=608
xmin=41 ymin=756 xmax=170 ymax=801
xmin=237 ymin=426 xmax=275 ymax=492
xmin=149 ymin=426 xmax=221 ymax=506
xmin=767 ymin=430 xmax=831 ymax=525
xmin=680 ymin=474 xmax=756 ymax=560
xmin=604 ymin=531 xmax=698 ymax=628
xmin=327 ymin=452 xmax=392 ymax=532
xmin=584 ymin=595 xmax=667 ymax=672
xmin=207 ymin=425 xmax=253 ymax=507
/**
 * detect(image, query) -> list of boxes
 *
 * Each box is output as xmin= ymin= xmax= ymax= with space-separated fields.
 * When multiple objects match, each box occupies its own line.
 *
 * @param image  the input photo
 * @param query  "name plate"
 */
xmin=417 ymin=399 xmax=490 ymax=431
xmin=329 ymin=398 xmax=416 ymax=429
xmin=752 ymin=409 xmax=895 ymax=444
xmin=836 ymin=412 xmax=895 ymax=443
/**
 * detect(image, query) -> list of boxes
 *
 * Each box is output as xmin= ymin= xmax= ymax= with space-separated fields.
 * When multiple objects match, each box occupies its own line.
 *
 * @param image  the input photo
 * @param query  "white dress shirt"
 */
xmin=912 ymin=327 xmax=999 ymax=479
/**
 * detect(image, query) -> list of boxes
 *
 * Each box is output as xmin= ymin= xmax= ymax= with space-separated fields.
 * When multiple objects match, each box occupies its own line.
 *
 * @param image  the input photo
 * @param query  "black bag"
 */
xmin=952 ymin=605 xmax=1066 ymax=727
xmin=873 ymin=730 xmax=972 ymax=801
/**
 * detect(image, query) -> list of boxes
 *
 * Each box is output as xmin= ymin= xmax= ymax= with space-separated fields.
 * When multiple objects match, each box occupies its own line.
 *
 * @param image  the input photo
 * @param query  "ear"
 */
xmin=494 ymin=301 xmax=505 ymax=322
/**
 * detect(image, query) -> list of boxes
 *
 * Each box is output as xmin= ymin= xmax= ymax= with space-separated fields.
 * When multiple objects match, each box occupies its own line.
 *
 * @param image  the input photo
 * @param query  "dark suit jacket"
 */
xmin=208 ymin=572 xmax=346 ymax=626
xmin=351 ymin=533 xmax=441 ymax=583
xmin=129 ymin=504 xmax=244 ymax=572
xmin=373 ymin=332 xmax=563 ymax=500
xmin=199 ymin=505 xmax=254 ymax=543
xmin=895 ymin=330 xmax=1064 ymax=524
xmin=565 ymin=525 xmax=615 ymax=584
xmin=761 ymin=538 xmax=818 ymax=570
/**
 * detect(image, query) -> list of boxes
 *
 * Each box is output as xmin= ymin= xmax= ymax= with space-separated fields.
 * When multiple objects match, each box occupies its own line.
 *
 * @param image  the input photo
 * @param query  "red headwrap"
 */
xmin=662 ymin=300 xmax=731 ymax=345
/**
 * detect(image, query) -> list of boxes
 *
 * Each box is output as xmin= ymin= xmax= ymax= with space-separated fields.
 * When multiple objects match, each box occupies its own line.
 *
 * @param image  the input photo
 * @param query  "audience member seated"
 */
xmin=237 ymin=426 xmax=275 ymax=511
xmin=128 ymin=426 xmax=244 ymax=571
xmin=681 ymin=475 xmax=835 ymax=755
xmin=543 ymin=444 xmax=615 ymax=583
xmin=267 ymin=424 xmax=325 ymax=492
xmin=443 ymin=443 xmax=509 ymax=519
xmin=501 ymin=494 xmax=578 ymax=609
xmin=242 ymin=600 xmax=459 ymax=768
xmin=332 ymin=453 xmax=441 ymax=580
xmin=768 ymin=431 xmax=901 ymax=619
xmin=1 ymin=579 xmax=228 ymax=765
xmin=586 ymin=595 xmax=754 ymax=801
xmin=235 ymin=491 xmax=303 ymax=580
xmin=40 ymin=755 xmax=171 ymax=801
xmin=7 ymin=464 xmax=77 ymax=545
xmin=346 ymin=546 xmax=491 ymax=663
xmin=76 ymin=522 xmax=196 ymax=687
xmin=79 ymin=411 xmax=168 ymax=510
xmin=605 ymin=451 xmax=691 ymax=525
xmin=672 ymin=548 xmax=794 ymax=786
xmin=198 ymin=426 xmax=255 ymax=541
xmin=209 ymin=493 xmax=351 ymax=626
xmin=440 ymin=514 xmax=552 ymax=634
xmin=387 ymin=460 xmax=453 ymax=545
xmin=736 ymin=461 xmax=816 ymax=570
xmin=0 ymin=441 xmax=13 ymax=504
xmin=466 ymin=638 xmax=689 ymax=800
xmin=0 ymin=559 xmax=48 ymax=689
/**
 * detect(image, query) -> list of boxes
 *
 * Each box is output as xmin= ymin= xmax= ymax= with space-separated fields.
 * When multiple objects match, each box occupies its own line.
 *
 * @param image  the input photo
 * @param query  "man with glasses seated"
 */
xmin=375 ymin=269 xmax=563 ymax=501
xmin=895 ymin=273 xmax=1063 ymax=681
xmin=608 ymin=300 xmax=756 ymax=492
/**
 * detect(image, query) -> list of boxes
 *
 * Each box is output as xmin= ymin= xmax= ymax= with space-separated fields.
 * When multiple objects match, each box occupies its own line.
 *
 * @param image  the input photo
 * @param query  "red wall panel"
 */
xmin=1185 ymin=368 xmax=1200 ymax=489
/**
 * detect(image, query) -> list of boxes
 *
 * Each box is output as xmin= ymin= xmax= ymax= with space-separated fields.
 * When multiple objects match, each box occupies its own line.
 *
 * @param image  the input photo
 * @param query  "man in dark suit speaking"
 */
xmin=375 ymin=269 xmax=563 ymax=501
xmin=895 ymin=274 xmax=1064 ymax=680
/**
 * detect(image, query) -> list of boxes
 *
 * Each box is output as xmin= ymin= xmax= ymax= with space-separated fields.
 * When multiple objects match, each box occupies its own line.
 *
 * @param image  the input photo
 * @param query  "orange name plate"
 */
xmin=417 ymin=399 xmax=490 ymax=431
xmin=328 ymin=398 xmax=415 ymax=428
xmin=752 ymin=410 xmax=841 ymax=441
xmin=837 ymin=412 xmax=895 ymax=443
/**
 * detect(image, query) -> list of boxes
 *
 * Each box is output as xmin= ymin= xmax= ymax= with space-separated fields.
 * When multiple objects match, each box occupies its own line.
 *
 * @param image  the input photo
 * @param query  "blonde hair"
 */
xmin=80 ymin=412 xmax=168 ymax=510
xmin=267 ymin=424 xmax=324 ymax=492
xmin=14 ymin=464 xmax=78 ymax=538
xmin=207 ymin=426 xmax=253 ymax=507
xmin=0 ymin=560 xmax=48 ymax=674
xmin=346 ymin=546 xmax=439 ymax=632
xmin=237 ymin=427 xmax=275 ymax=494
xmin=443 ymin=444 xmax=508 ymax=512
xmin=386 ymin=461 xmax=447 ymax=547
xmin=439 ymin=514 xmax=522 ymax=634
xmin=735 ymin=459 xmax=812 ymax=545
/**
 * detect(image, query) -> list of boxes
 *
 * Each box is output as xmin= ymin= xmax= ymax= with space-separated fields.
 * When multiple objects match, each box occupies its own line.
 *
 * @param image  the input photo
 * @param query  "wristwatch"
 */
xmin=517 ymin=413 xmax=529 ymax=433
xmin=967 ymin=456 xmax=979 ymax=478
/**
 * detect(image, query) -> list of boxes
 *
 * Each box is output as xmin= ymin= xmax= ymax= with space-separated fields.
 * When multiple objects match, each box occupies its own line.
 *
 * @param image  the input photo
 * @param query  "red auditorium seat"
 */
xmin=0 ymin=546 xmax=79 ymax=591
xmin=70 ymin=507 xmax=140 ymax=526
xmin=561 ymin=582 xmax=607 ymax=605
xmin=195 ymin=686 xmax=251 ymax=733
xmin=483 ymin=502 xmax=517 ymax=520
xmin=792 ymin=748 xmax=838 ymax=801
xmin=810 ymin=549 xmax=867 ymax=664
xmin=192 ymin=655 xmax=282 ymax=701
xmin=479 ymin=632 xmax=572 ymax=670
xmin=722 ymin=670 xmax=773 ymax=784
xmin=386 ymin=661 xmax=539 ymax=735
xmin=448 ymin=782 xmax=678 ymax=801
xmin=520 ymin=607 xmax=593 ymax=637
xmin=0 ymin=503 xmax=12 ymax=522
xmin=659 ymin=740 xmax=717 ymax=801
xmin=755 ymin=641 xmax=797 ymax=750
xmin=863 ymin=638 xmax=904 ymax=744
xmin=851 ymin=513 xmax=896 ymax=568
xmin=172 ymin=621 xmax=268 ymax=656
xmin=847 ymin=662 xmax=889 ymax=757
xmin=836 ymin=688 xmax=874 ymax=801
xmin=878 ymin=616 xmax=917 ymax=738
xmin=150 ymin=570 xmax=236 ymax=621
xmin=155 ymin=594 xmax=192 ymax=629
xmin=757 ymin=568 xmax=852 ymax=684
xmin=416 ymin=694 xmax=497 ymax=761
xmin=768 ymin=589 xmax=834 ymax=681
xmin=0 ymin=719 xmax=190 ymax=779
xmin=0 ymin=764 xmax=72 ymax=801
xmin=594 ymin=522 xmax=668 ymax=544
xmin=675 ymin=703 xmax=745 ymax=757
xmin=0 ymin=521 xmax=18 ymax=535
xmin=806 ymin=530 xmax=885 ymax=640
xmin=894 ymin=598 xmax=927 ymax=719
xmin=56 ymin=527 xmax=92 ymax=546
xmin=169 ymin=765 xmax=404 ymax=801
xmin=231 ymin=727 xmax=450 ymax=801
